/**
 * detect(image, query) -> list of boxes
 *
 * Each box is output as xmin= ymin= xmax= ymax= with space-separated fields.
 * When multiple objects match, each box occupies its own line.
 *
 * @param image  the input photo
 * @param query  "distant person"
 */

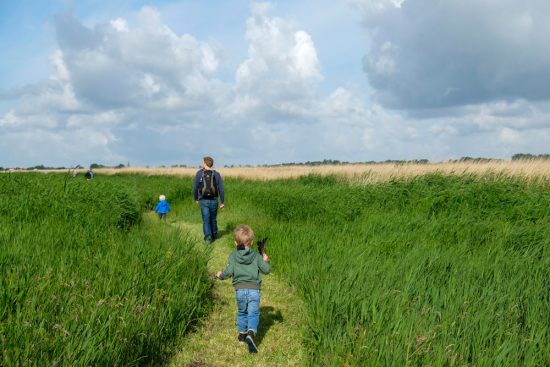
xmin=193 ymin=156 xmax=224 ymax=243
xmin=71 ymin=167 xmax=78 ymax=178
xmin=84 ymin=168 xmax=94 ymax=180
xmin=216 ymin=224 xmax=270 ymax=354
xmin=155 ymin=194 xmax=171 ymax=222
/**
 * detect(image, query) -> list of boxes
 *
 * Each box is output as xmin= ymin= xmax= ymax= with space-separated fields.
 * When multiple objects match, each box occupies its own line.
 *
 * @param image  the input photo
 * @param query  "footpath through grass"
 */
xmin=168 ymin=207 xmax=306 ymax=367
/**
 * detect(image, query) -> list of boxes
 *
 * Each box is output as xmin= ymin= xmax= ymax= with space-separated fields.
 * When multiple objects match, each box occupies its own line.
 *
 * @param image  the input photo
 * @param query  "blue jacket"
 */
xmin=193 ymin=169 xmax=224 ymax=203
xmin=155 ymin=200 xmax=171 ymax=214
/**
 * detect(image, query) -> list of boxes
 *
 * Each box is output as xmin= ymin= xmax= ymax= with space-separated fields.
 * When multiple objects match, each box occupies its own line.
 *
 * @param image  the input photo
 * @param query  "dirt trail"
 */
xmin=168 ymin=220 xmax=306 ymax=367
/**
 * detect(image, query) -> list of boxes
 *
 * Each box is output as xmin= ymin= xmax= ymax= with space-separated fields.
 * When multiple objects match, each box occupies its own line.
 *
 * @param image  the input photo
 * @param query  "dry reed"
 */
xmin=93 ymin=161 xmax=550 ymax=183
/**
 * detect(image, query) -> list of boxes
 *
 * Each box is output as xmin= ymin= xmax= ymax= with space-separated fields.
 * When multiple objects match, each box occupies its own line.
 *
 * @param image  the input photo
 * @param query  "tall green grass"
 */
xmin=215 ymin=174 xmax=550 ymax=366
xmin=0 ymin=173 xmax=211 ymax=366
xmin=4 ymin=172 xmax=549 ymax=366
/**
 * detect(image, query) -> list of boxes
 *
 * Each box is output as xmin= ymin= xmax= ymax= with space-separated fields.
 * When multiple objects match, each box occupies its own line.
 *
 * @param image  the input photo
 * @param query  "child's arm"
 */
xmin=258 ymin=254 xmax=270 ymax=275
xmin=167 ymin=202 xmax=171 ymax=212
xmin=216 ymin=259 xmax=234 ymax=280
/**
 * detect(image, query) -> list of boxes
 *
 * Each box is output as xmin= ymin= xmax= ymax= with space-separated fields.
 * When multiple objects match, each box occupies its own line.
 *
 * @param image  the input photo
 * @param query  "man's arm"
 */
xmin=193 ymin=171 xmax=201 ymax=201
xmin=216 ymin=171 xmax=225 ymax=205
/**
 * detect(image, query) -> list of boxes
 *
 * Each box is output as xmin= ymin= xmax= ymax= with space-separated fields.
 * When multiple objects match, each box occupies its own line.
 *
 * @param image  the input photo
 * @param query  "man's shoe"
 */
xmin=244 ymin=330 xmax=258 ymax=353
xmin=237 ymin=332 xmax=247 ymax=343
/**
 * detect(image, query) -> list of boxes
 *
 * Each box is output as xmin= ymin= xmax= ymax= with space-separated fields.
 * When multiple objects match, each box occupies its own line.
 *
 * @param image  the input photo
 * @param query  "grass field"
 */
xmin=186 ymin=173 xmax=548 ymax=366
xmin=0 ymin=173 xmax=212 ymax=366
xmin=2 ymin=169 xmax=550 ymax=365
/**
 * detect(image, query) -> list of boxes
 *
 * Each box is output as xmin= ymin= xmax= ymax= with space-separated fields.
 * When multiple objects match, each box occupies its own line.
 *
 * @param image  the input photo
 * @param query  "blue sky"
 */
xmin=1 ymin=0 xmax=550 ymax=167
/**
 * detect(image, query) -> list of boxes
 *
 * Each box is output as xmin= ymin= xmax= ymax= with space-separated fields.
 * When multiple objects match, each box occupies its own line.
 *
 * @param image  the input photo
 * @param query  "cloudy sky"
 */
xmin=1 ymin=0 xmax=549 ymax=167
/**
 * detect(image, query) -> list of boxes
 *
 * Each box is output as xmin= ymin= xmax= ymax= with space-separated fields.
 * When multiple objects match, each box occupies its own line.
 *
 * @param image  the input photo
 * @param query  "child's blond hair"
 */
xmin=234 ymin=224 xmax=254 ymax=247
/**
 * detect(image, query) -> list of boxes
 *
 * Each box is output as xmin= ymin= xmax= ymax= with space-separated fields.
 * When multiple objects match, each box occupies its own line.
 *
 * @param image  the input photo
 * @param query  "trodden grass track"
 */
xmin=167 ymin=213 xmax=306 ymax=367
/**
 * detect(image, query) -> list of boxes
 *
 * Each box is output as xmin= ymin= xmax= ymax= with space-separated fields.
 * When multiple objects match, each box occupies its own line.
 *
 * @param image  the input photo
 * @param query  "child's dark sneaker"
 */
xmin=238 ymin=332 xmax=247 ymax=343
xmin=244 ymin=330 xmax=258 ymax=353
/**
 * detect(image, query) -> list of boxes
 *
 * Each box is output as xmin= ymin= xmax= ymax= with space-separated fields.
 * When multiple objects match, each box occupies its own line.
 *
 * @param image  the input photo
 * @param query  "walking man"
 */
xmin=193 ymin=156 xmax=225 ymax=243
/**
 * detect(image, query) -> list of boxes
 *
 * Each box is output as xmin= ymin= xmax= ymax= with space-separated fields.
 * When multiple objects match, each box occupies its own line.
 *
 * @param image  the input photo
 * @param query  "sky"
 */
xmin=1 ymin=0 xmax=550 ymax=167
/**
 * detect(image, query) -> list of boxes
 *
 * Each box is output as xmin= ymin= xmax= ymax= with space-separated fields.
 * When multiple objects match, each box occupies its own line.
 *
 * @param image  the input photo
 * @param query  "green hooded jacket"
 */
xmin=219 ymin=247 xmax=270 ymax=289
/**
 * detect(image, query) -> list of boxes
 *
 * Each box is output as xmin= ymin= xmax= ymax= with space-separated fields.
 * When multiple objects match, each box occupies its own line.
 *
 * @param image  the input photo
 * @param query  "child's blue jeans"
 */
xmin=235 ymin=288 xmax=260 ymax=334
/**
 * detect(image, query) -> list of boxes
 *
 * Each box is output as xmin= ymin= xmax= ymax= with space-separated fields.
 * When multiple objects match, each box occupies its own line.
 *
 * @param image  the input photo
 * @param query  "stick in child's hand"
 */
xmin=257 ymin=238 xmax=268 ymax=256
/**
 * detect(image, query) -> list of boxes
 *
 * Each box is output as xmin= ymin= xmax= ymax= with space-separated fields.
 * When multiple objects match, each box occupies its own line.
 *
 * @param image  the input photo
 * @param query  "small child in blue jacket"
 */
xmin=155 ymin=194 xmax=171 ymax=222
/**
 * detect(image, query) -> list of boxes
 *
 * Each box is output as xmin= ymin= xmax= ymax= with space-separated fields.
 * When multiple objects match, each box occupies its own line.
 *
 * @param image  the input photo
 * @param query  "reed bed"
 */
xmin=37 ymin=160 xmax=550 ymax=183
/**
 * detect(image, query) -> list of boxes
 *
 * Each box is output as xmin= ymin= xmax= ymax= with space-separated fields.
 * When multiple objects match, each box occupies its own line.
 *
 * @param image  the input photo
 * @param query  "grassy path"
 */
xmin=168 ymin=218 xmax=306 ymax=367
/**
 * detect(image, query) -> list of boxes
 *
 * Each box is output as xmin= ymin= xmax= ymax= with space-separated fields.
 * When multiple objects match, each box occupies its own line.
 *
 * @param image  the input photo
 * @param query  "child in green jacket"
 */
xmin=216 ymin=224 xmax=270 ymax=353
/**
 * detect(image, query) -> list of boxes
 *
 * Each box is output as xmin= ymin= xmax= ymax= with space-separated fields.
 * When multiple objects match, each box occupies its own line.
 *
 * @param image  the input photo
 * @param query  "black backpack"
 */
xmin=200 ymin=170 xmax=217 ymax=198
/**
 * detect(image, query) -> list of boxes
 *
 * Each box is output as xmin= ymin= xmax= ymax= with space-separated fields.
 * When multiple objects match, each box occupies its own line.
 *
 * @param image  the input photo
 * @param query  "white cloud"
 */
xmin=229 ymin=6 xmax=322 ymax=120
xmin=50 ymin=50 xmax=70 ymax=81
xmin=347 ymin=0 xmax=405 ymax=13
xmin=136 ymin=6 xmax=162 ymax=29
xmin=290 ymin=31 xmax=322 ymax=79
xmin=66 ymin=111 xmax=122 ymax=128
xmin=0 ymin=111 xmax=17 ymax=127
xmin=352 ymin=0 xmax=550 ymax=109
xmin=318 ymin=87 xmax=369 ymax=126
xmin=110 ymin=18 xmax=128 ymax=32
xmin=499 ymin=127 xmax=520 ymax=144
xmin=0 ymin=6 xmax=232 ymax=166
xmin=2 ymin=1 xmax=550 ymax=167
xmin=53 ymin=7 xmax=227 ymax=112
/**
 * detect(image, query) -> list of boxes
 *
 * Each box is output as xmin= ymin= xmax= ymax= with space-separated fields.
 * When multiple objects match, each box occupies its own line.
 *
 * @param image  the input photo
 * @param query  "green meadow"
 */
xmin=0 ymin=173 xmax=212 ymax=366
xmin=237 ymin=174 xmax=550 ymax=366
xmin=2 ymin=172 xmax=549 ymax=365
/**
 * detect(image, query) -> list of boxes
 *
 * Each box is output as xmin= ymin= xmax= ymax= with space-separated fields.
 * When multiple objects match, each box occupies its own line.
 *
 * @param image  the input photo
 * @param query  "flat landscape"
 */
xmin=4 ymin=0 xmax=550 ymax=365
xmin=2 ymin=163 xmax=550 ymax=366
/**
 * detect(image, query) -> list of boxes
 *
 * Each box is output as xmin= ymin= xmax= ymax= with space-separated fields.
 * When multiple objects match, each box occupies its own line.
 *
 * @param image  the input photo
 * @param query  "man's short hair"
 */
xmin=234 ymin=224 xmax=254 ymax=246
xmin=203 ymin=156 xmax=214 ymax=168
